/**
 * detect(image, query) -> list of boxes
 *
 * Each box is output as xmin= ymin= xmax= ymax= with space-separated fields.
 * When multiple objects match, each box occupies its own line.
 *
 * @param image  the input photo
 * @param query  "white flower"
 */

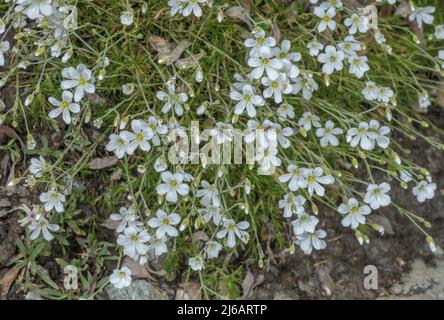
xmin=199 ymin=205 xmax=222 ymax=226
xmin=248 ymin=49 xmax=283 ymax=81
xmin=156 ymin=171 xmax=189 ymax=203
xmin=188 ymin=255 xmax=205 ymax=271
xmin=15 ymin=0 xmax=53 ymax=20
xmin=216 ymin=219 xmax=249 ymax=248
xmin=232 ymin=73 xmax=255 ymax=91
xmin=318 ymin=45 xmax=345 ymax=75
xmin=292 ymin=212 xmax=319 ymax=235
xmin=348 ymin=55 xmax=370 ymax=79
xmin=338 ymin=198 xmax=371 ymax=229
xmin=364 ymin=182 xmax=391 ymax=210
xmin=368 ymin=120 xmax=390 ymax=149
xmin=279 ymin=193 xmax=306 ymax=218
xmin=301 ymin=167 xmax=334 ymax=197
xmin=344 ymin=14 xmax=369 ymax=34
xmin=120 ymin=10 xmax=134 ymax=26
xmin=266 ymin=121 xmax=293 ymax=148
xmin=296 ymin=228 xmax=327 ymax=255
xmin=292 ymin=76 xmax=318 ymax=100
xmin=412 ymin=180 xmax=437 ymax=203
xmin=117 ymin=225 xmax=150 ymax=257
xmin=277 ymin=103 xmax=295 ymax=121
xmin=110 ymin=267 xmax=132 ymax=289
xmin=195 ymin=180 xmax=220 ymax=207
xmin=154 ymin=157 xmax=168 ymax=172
xmin=18 ymin=205 xmax=42 ymax=227
xmin=156 ymin=83 xmax=188 ymax=116
xmin=148 ymin=237 xmax=168 ymax=256
xmin=39 ymin=190 xmax=65 ymax=213
xmin=298 ymin=111 xmax=321 ymax=132
xmin=244 ymin=28 xmax=276 ymax=57
xmin=147 ymin=116 xmax=168 ymax=146
xmin=48 ymin=91 xmax=80 ymax=124
xmin=261 ymin=74 xmax=292 ymax=104
xmin=122 ymin=83 xmax=135 ymax=95
xmin=230 ymin=84 xmax=265 ymax=118
xmin=255 ymin=146 xmax=281 ymax=172
xmin=279 ymin=164 xmax=306 ymax=191
xmin=346 ymin=122 xmax=378 ymax=150
xmin=182 ymin=0 xmax=207 ymax=17
xmin=205 ymin=241 xmax=222 ymax=259
xmin=418 ymin=95 xmax=431 ymax=109
xmin=409 ymin=6 xmax=435 ymax=29
xmin=319 ymin=0 xmax=343 ymax=10
xmin=148 ymin=209 xmax=181 ymax=238
xmin=120 ymin=119 xmax=154 ymax=154
xmin=375 ymin=86 xmax=394 ymax=103
xmin=210 ymin=122 xmax=233 ymax=145
xmin=307 ymin=39 xmax=324 ymax=57
xmin=316 ymin=120 xmax=343 ymax=147
xmin=106 ymin=133 xmax=128 ymax=159
xmin=338 ymin=36 xmax=361 ymax=57
xmin=110 ymin=207 xmax=139 ymax=233
xmin=400 ymin=170 xmax=413 ymax=183
xmin=362 ymin=81 xmax=379 ymax=101
xmin=168 ymin=0 xmax=184 ymax=16
xmin=374 ymin=30 xmax=386 ymax=44
xmin=0 ymin=41 xmax=9 ymax=66
xmin=272 ymin=40 xmax=301 ymax=67
xmin=29 ymin=156 xmax=47 ymax=177
xmin=314 ymin=7 xmax=336 ymax=33
xmin=29 ymin=216 xmax=60 ymax=241
xmin=434 ymin=25 xmax=444 ymax=40
xmin=61 ymin=64 xmax=95 ymax=102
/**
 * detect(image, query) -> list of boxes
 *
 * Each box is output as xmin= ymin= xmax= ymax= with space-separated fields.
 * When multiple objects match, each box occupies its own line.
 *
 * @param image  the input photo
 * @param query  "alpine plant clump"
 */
xmin=1 ymin=0 xmax=443 ymax=298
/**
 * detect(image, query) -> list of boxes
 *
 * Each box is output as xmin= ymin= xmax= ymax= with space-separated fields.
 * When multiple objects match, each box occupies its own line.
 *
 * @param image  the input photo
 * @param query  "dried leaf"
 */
xmin=226 ymin=6 xmax=252 ymax=28
xmin=0 ymin=125 xmax=24 ymax=148
xmin=100 ymin=218 xmax=119 ymax=230
xmin=0 ymin=267 xmax=20 ymax=296
xmin=394 ymin=1 xmax=412 ymax=17
xmin=149 ymin=35 xmax=174 ymax=55
xmin=122 ymin=257 xmax=156 ymax=281
xmin=184 ymin=282 xmax=202 ymax=300
xmin=159 ymin=40 xmax=191 ymax=65
xmin=87 ymin=156 xmax=118 ymax=170
xmin=241 ymin=270 xmax=255 ymax=299
xmin=191 ymin=231 xmax=209 ymax=243
xmin=175 ymin=50 xmax=206 ymax=70
xmin=271 ymin=23 xmax=281 ymax=44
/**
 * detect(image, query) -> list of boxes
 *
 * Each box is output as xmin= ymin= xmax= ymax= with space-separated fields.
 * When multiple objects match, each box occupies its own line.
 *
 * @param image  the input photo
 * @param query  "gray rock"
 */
xmin=105 ymin=280 xmax=169 ymax=300
xmin=380 ymin=251 xmax=444 ymax=300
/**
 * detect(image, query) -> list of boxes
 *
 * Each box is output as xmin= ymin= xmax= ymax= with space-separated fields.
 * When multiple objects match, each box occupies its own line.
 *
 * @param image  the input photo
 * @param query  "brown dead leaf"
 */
xmin=271 ymin=23 xmax=281 ymax=44
xmin=175 ymin=50 xmax=206 ymax=70
xmin=159 ymin=40 xmax=191 ymax=66
xmin=87 ymin=156 xmax=118 ymax=170
xmin=394 ymin=1 xmax=412 ymax=17
xmin=122 ymin=257 xmax=156 ymax=281
xmin=191 ymin=231 xmax=209 ymax=243
xmin=241 ymin=270 xmax=255 ymax=299
xmin=0 ymin=125 xmax=24 ymax=149
xmin=149 ymin=35 xmax=174 ymax=55
xmin=0 ymin=267 xmax=20 ymax=296
xmin=100 ymin=218 xmax=119 ymax=230
xmin=226 ymin=6 xmax=252 ymax=28
xmin=185 ymin=282 xmax=202 ymax=300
